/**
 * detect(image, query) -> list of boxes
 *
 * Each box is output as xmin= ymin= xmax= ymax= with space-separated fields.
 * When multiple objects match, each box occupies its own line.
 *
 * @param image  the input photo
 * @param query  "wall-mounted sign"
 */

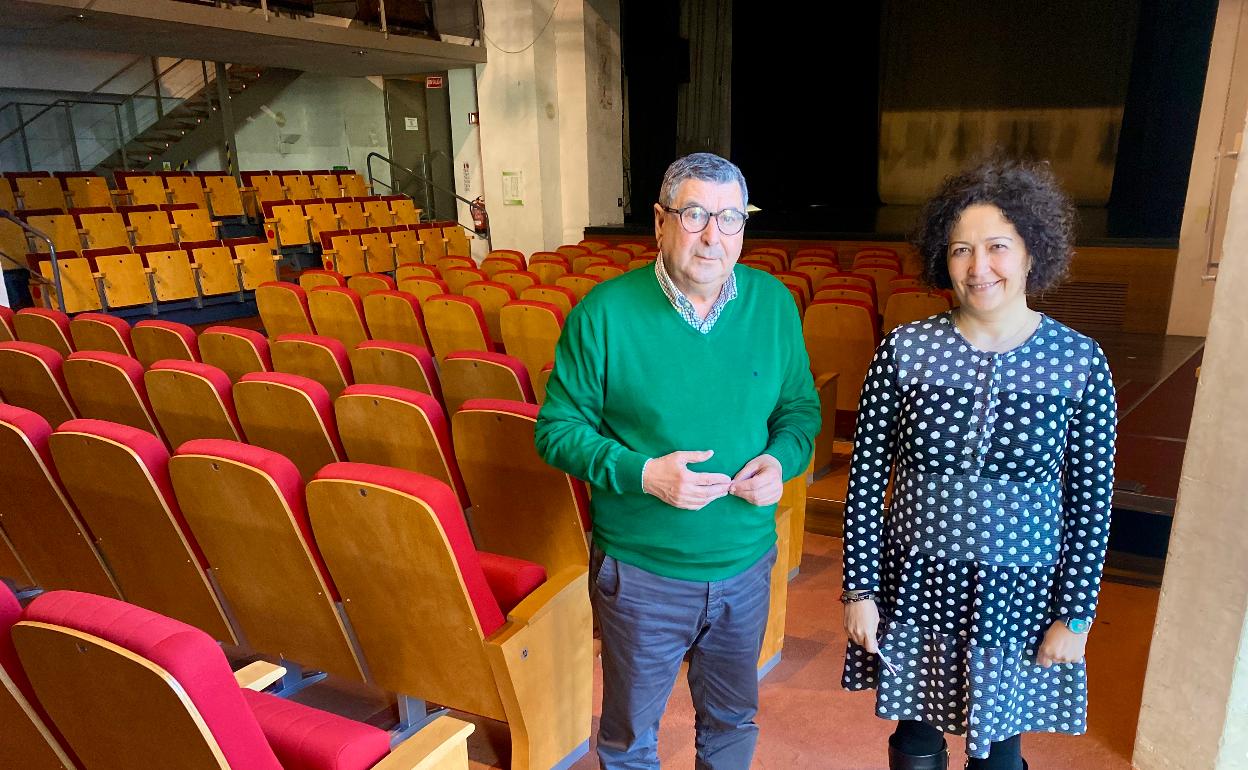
xmin=502 ymin=171 xmax=524 ymax=206
xmin=404 ymin=117 xmax=419 ymax=131
xmin=426 ymin=76 xmax=444 ymax=88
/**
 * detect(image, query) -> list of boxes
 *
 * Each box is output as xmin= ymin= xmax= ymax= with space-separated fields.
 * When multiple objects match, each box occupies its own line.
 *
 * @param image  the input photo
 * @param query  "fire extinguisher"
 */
xmin=470 ymin=196 xmax=489 ymax=236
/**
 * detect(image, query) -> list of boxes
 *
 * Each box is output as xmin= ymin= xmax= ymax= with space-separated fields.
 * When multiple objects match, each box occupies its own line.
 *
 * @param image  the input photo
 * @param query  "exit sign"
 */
xmin=426 ymin=76 xmax=444 ymax=88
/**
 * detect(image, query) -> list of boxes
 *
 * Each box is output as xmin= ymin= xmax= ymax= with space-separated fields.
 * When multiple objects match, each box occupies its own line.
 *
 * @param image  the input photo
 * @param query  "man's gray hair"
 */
xmin=658 ymin=152 xmax=749 ymax=208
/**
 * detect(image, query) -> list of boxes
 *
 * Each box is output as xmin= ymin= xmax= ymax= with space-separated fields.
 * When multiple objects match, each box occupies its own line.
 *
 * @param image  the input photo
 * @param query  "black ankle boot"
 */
xmin=889 ymin=741 xmax=949 ymax=770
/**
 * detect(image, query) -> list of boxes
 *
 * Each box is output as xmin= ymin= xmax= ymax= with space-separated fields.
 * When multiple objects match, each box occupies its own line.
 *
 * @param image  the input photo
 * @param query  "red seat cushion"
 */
xmin=150 ymin=360 xmax=242 ymax=436
xmin=477 ymin=551 xmax=546 ymax=615
xmin=340 ymin=384 xmax=467 ymax=506
xmin=176 ymin=438 xmax=339 ymax=601
xmin=312 ymin=462 xmax=506 ymax=636
xmin=73 ymin=313 xmax=134 ymax=354
xmin=241 ymin=689 xmax=390 ymax=770
xmin=353 ymin=339 xmax=441 ymax=405
xmin=0 ymin=341 xmax=70 ymax=401
xmin=275 ymin=334 xmax=353 ymax=383
xmin=57 ymin=418 xmax=209 ymax=569
xmin=238 ymin=371 xmax=343 ymax=457
xmin=444 ymin=351 xmax=535 ymax=404
xmin=23 ymin=590 xmax=281 ymax=770
xmin=135 ymin=320 xmax=200 ymax=360
xmin=460 ymin=398 xmax=591 ymax=529
xmin=203 ymin=325 xmax=272 ymax=371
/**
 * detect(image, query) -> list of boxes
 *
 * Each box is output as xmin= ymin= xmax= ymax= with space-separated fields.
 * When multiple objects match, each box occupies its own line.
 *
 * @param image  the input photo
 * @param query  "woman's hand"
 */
xmin=1036 ymin=621 xmax=1089 ymax=667
xmin=844 ymin=599 xmax=880 ymax=653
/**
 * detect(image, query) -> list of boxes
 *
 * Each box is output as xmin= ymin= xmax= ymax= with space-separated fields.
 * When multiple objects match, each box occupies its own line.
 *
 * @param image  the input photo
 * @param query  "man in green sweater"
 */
xmin=535 ymin=153 xmax=820 ymax=769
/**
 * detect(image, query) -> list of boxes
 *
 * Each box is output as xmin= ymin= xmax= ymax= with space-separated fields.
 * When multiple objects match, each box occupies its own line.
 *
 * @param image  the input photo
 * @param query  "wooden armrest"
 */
xmin=263 ymin=218 xmax=278 ymax=225
xmin=814 ymin=371 xmax=839 ymax=390
xmin=372 ymin=716 xmax=475 ymax=770
xmin=234 ymin=661 xmax=286 ymax=691
xmin=505 ymin=566 xmax=587 ymax=625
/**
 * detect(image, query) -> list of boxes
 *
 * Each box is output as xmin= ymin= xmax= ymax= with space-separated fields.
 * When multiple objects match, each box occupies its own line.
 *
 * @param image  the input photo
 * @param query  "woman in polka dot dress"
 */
xmin=841 ymin=158 xmax=1117 ymax=770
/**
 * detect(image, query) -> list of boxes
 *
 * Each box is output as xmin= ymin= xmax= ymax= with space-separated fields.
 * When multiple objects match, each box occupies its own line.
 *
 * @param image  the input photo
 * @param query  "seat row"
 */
xmin=1 ymin=581 xmax=476 ymax=770
xmin=263 ymin=195 xmax=424 ymax=249
xmin=1 ymin=169 xmax=250 ymax=216
xmin=0 ymin=403 xmax=590 ymax=769
xmin=314 ymin=223 xmax=466 ymax=275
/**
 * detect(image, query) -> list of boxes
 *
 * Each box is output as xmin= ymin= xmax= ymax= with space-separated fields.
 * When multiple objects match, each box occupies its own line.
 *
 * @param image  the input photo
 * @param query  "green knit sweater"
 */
xmin=535 ymin=263 xmax=820 ymax=580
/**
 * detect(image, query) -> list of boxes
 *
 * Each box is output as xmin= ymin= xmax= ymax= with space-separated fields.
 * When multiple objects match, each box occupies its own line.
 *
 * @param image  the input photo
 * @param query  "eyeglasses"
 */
xmin=660 ymin=204 xmax=749 ymax=236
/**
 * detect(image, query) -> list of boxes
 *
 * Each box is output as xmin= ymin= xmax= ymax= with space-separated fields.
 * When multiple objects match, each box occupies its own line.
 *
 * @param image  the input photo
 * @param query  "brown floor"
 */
xmin=433 ymin=534 xmax=1157 ymax=769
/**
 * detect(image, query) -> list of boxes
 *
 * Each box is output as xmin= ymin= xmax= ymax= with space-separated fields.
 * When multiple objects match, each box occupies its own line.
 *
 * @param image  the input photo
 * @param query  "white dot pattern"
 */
xmin=840 ymin=312 xmax=1117 ymax=758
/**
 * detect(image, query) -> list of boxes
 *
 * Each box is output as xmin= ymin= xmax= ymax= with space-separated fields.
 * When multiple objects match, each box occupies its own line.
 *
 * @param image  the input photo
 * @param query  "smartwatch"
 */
xmin=1062 ymin=617 xmax=1093 ymax=634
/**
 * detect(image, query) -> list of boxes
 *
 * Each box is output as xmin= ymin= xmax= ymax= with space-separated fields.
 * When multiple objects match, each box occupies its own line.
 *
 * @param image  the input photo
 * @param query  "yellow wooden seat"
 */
xmin=69 ymin=312 xmax=133 ymax=356
xmin=302 ymin=199 xmax=344 ymax=242
xmin=169 ymin=439 xmax=367 ymax=681
xmin=145 ymin=360 xmax=244 ymax=446
xmin=386 ymin=195 xmax=421 ymax=225
xmin=463 ymin=280 xmax=517 ymax=342
xmin=332 ymin=198 xmax=370 ymax=231
xmin=189 ymin=242 xmax=243 ymax=296
xmin=122 ymin=206 xmax=177 ymax=247
xmin=12 ymin=173 xmax=68 ymax=210
xmin=279 ymin=172 xmax=317 ymax=201
xmin=320 ymin=230 xmax=369 ymax=276
xmin=271 ymin=333 xmax=355 ymax=400
xmin=529 ymin=260 xmax=568 ymax=285
xmin=26 ymin=250 xmax=103 ymax=313
xmin=357 ymin=227 xmax=398 ymax=273
xmin=13 ymin=308 xmax=74 ymax=357
xmin=362 ymin=289 xmax=429 ymax=347
xmin=63 ymin=351 xmax=163 ymax=439
xmin=398 ymin=275 xmax=451 ymax=305
xmin=577 ymin=239 xmax=608 ymax=251
xmin=308 ymin=286 xmax=371 ymax=350
xmin=852 ymin=265 xmax=900 ymax=310
xmin=443 ymin=266 xmax=488 ymax=295
xmin=350 ymin=340 xmax=442 ymax=402
xmin=76 ymin=209 xmax=132 ymax=250
xmin=117 ymin=173 xmax=169 ymax=206
xmin=48 ymin=418 xmax=236 ymax=641
xmin=360 ymin=197 xmax=395 ymax=228
xmin=164 ymin=203 xmax=218 ymax=241
xmin=244 ymin=171 xmax=287 ymax=206
xmin=347 ymin=271 xmax=397 ymax=297
xmin=136 ymin=244 xmax=198 ymax=302
xmin=264 ymin=200 xmax=314 ymax=249
xmin=23 ymin=211 xmax=83 ymax=253
xmin=56 ymin=172 xmax=112 ymax=209
xmin=306 ymin=466 xmax=592 ymax=770
xmin=397 ymin=263 xmax=440 ymax=281
xmin=794 ymin=263 xmax=840 ymax=291
xmin=436 ymin=256 xmax=475 ymax=272
xmin=598 ymin=248 xmax=631 ymax=266
xmin=803 ymin=298 xmax=878 ymax=437
xmin=571 ymin=254 xmax=609 ymax=274
xmin=233 ymin=371 xmax=344 ymax=481
xmin=201 ymin=173 xmax=247 ymax=218
xmin=423 ymin=294 xmax=497 ymax=361
xmin=416 ymin=225 xmax=447 ymax=262
xmin=386 ymin=225 xmax=424 ymax=263
xmin=340 ymin=171 xmax=371 ymax=198
xmin=0 ymin=405 xmax=119 ymax=596
xmin=298 ymin=268 xmax=346 ymax=292
xmin=199 ymin=325 xmax=272 ymax=381
xmin=453 ymin=400 xmax=590 ymax=572
xmin=587 ymin=263 xmax=625 ymax=281
xmin=519 ymin=284 xmax=576 ymax=317
xmin=881 ymin=288 xmax=952 ymax=333
xmin=500 ymin=300 xmax=564 ymax=382
xmin=492 ymin=269 xmax=539 ymax=295
xmin=0 ymin=341 xmax=77 ymax=426
xmin=310 ymin=171 xmax=345 ymax=199
xmin=256 ymin=281 xmax=315 ymax=338
xmin=443 ymin=225 xmax=471 ymax=257
xmin=229 ymin=238 xmax=281 ymax=289
xmin=616 ymin=242 xmax=649 ymax=256
xmin=440 ymin=351 xmax=535 ymax=415
xmin=132 ymin=320 xmax=200 ymax=367
xmin=162 ymin=173 xmax=208 ymax=209
xmin=555 ymin=273 xmax=601 ymax=302
xmin=9 ymin=594 xmax=476 ymax=770
xmin=743 ymin=252 xmax=784 ymax=272
xmin=749 ymin=245 xmax=790 ymax=266
xmin=555 ymin=244 xmax=589 ymax=260
xmin=791 ymin=253 xmax=839 ymax=269
xmin=335 ymin=384 xmax=470 ymax=507
xmin=482 ymin=252 xmax=525 ymax=277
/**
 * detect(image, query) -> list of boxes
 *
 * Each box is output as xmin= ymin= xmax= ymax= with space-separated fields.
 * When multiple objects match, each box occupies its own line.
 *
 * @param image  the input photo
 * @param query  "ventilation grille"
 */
xmin=1030 ymin=281 xmax=1129 ymax=332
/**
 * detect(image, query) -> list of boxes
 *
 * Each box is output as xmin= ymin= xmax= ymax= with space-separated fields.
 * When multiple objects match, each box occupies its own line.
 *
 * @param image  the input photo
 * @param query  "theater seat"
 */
xmin=132 ymin=320 xmax=200 ymax=367
xmin=48 ymin=419 xmax=235 ymax=642
xmin=63 ymin=351 xmax=163 ymax=440
xmin=348 ymin=340 xmax=442 ymax=404
xmin=145 ymin=360 xmax=245 ymax=446
xmin=200 ymin=325 xmax=272 ymax=381
xmin=271 ymin=333 xmax=354 ymax=398
xmin=500 ymin=300 xmax=564 ymax=382
xmin=423 ymin=294 xmax=498 ymax=361
xmin=257 ymin=281 xmax=315 ymax=338
xmin=170 ymin=439 xmax=366 ymax=681
xmin=14 ymin=308 xmax=73 ymax=357
xmin=307 ymin=463 xmax=590 ymax=770
xmin=69 ymin=312 xmax=133 ymax=356
xmin=361 ymin=290 xmax=429 ymax=348
xmin=0 ymin=306 xmax=15 ymax=342
xmin=454 ymin=399 xmax=590 ymax=573
xmin=12 ymin=590 xmax=475 ymax=770
xmin=0 ymin=404 xmax=118 ymax=596
xmin=0 ymin=342 xmax=78 ymax=427
xmin=439 ymin=351 xmax=535 ymax=416
xmin=308 ymin=286 xmax=370 ymax=350
xmin=335 ymin=384 xmax=469 ymax=508
xmin=0 ymin=583 xmax=76 ymax=769
xmin=234 ymin=372 xmax=344 ymax=481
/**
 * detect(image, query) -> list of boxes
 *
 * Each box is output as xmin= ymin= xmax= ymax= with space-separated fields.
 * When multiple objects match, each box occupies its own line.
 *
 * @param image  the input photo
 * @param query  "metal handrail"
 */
xmin=0 ymin=211 xmax=62 ymax=312
xmin=366 ymin=150 xmax=479 ymax=226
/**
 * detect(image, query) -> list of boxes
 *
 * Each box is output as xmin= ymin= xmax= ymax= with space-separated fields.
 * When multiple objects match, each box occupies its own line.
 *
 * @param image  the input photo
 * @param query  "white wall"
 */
xmin=194 ymin=72 xmax=391 ymax=188
xmin=447 ymin=67 xmax=487 ymax=260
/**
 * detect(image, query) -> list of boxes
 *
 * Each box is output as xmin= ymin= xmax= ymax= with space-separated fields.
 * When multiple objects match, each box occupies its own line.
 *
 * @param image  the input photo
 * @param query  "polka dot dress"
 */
xmin=840 ymin=312 xmax=1116 ymax=758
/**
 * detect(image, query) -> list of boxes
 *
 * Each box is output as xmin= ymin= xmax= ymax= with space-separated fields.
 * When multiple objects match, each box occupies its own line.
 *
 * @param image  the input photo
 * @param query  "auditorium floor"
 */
xmin=464 ymin=534 xmax=1159 ymax=769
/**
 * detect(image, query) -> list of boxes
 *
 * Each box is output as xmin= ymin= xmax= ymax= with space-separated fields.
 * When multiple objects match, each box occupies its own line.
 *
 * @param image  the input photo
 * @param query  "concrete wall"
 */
xmin=447 ymin=67 xmax=488 ymax=260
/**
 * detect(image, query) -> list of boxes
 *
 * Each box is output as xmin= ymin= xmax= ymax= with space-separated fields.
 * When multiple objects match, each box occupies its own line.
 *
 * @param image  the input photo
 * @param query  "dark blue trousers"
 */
xmin=591 ymin=544 xmax=776 ymax=770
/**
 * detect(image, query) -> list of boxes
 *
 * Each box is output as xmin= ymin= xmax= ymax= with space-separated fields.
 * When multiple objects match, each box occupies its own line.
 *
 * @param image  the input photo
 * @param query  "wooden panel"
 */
xmin=439 ymin=356 xmax=528 ymax=416
xmin=133 ymin=327 xmax=196 ymax=368
xmin=271 ymin=339 xmax=351 ymax=399
xmin=13 ymin=313 xmax=73 ymax=357
xmin=166 ymin=177 xmax=209 ymax=210
xmin=96 ymin=253 xmax=154 ymax=309
xmin=0 ymin=528 xmax=33 ymax=588
xmin=26 ymin=214 xmax=82 ymax=254
xmin=234 ymin=244 xmax=279 ymax=290
xmin=63 ymin=358 xmax=162 ymax=439
xmin=423 ymin=299 xmax=490 ymax=361
xmin=145 ymin=370 xmax=241 ymax=447
xmin=145 ymin=250 xmax=198 ymax=302
xmin=348 ymin=345 xmax=438 ymax=398
xmin=0 ymin=350 xmax=77 ymax=427
xmin=14 ymin=622 xmax=230 ymax=770
xmin=65 ymin=176 xmax=113 ymax=209
xmin=335 ymin=394 xmax=460 ymax=494
xmin=758 ymin=506 xmax=791 ymax=670
xmin=203 ymin=176 xmax=244 ymax=218
xmin=39 ymin=258 xmax=103 ymax=313
xmin=200 ymin=331 xmax=268 ymax=382
xmin=362 ymin=293 xmax=429 ymax=348
xmin=233 ymin=380 xmax=340 ymax=481
xmin=255 ymin=285 xmax=314 ymax=338
xmin=0 ymin=665 xmax=79 ymax=769
xmin=192 ymin=247 xmax=241 ymax=297
xmin=71 ymin=319 xmax=130 ymax=356
xmin=307 ymin=291 xmax=369 ymax=350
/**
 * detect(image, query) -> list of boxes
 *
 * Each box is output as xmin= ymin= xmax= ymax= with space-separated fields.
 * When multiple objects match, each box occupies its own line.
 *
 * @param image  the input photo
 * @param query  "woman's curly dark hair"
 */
xmin=912 ymin=157 xmax=1076 ymax=294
